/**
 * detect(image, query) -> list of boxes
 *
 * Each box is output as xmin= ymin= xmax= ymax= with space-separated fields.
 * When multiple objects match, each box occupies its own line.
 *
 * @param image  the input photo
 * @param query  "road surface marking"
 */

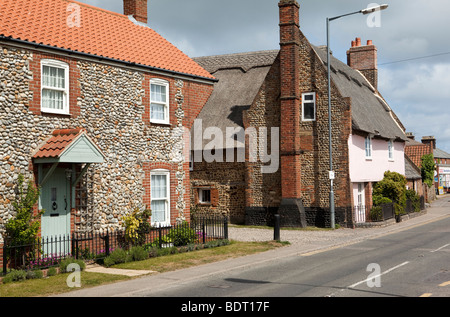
xmin=431 ymin=244 xmax=450 ymax=253
xmin=348 ymin=261 xmax=410 ymax=289
xmin=439 ymin=281 xmax=450 ymax=287
xmin=420 ymin=293 xmax=433 ymax=297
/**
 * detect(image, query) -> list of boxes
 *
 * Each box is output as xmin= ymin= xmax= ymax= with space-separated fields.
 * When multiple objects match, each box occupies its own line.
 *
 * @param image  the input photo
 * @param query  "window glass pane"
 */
xmin=151 ymin=200 xmax=166 ymax=223
xmin=43 ymin=65 xmax=65 ymax=89
xmin=151 ymin=103 xmax=166 ymax=121
xmin=151 ymin=174 xmax=167 ymax=199
xmin=365 ymin=137 xmax=371 ymax=157
xmin=200 ymin=189 xmax=211 ymax=203
xmin=42 ymin=89 xmax=64 ymax=110
xmin=303 ymin=102 xmax=315 ymax=120
xmin=151 ymin=84 xmax=166 ymax=103
xmin=304 ymin=94 xmax=314 ymax=101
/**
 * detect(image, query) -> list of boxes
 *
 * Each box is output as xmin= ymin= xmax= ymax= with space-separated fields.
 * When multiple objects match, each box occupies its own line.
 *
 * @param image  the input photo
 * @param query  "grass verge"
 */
xmin=0 ymin=240 xmax=286 ymax=297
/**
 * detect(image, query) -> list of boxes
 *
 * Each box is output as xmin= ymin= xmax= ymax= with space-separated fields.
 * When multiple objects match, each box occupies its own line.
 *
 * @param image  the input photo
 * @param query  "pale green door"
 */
xmin=41 ymin=168 xmax=71 ymax=239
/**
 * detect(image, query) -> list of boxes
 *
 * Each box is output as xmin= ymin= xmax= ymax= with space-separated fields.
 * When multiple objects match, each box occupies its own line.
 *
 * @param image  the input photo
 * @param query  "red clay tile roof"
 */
xmin=405 ymin=143 xmax=432 ymax=168
xmin=33 ymin=128 xmax=86 ymax=159
xmin=0 ymin=0 xmax=215 ymax=80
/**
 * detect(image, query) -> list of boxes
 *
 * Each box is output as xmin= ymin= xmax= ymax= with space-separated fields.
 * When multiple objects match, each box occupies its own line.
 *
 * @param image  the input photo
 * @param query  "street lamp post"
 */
xmin=326 ymin=4 xmax=388 ymax=229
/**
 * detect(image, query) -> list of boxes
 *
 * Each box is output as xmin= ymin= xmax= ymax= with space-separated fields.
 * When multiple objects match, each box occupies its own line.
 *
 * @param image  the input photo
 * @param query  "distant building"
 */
xmin=190 ymin=0 xmax=408 ymax=228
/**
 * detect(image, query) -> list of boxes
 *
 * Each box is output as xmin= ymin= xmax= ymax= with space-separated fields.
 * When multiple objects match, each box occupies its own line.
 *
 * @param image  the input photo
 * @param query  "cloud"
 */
xmin=379 ymin=62 xmax=450 ymax=151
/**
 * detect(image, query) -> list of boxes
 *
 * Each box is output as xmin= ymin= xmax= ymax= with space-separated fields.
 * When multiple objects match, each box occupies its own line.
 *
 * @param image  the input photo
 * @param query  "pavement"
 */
xmin=57 ymin=194 xmax=450 ymax=297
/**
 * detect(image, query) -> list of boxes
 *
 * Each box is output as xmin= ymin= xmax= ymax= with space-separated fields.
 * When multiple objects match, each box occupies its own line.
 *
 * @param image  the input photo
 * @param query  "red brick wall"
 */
xmin=347 ymin=38 xmax=378 ymax=90
xmin=279 ymin=0 xmax=302 ymax=199
xmin=29 ymin=52 xmax=81 ymax=117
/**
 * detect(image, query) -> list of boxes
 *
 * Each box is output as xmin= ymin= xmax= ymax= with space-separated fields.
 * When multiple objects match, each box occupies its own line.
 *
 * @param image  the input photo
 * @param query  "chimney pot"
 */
xmin=351 ymin=40 xmax=356 ymax=48
xmin=347 ymin=37 xmax=378 ymax=90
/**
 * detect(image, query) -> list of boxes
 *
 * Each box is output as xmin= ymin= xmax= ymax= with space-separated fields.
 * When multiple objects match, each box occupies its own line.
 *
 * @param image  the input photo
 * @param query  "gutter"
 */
xmin=0 ymin=35 xmax=218 ymax=84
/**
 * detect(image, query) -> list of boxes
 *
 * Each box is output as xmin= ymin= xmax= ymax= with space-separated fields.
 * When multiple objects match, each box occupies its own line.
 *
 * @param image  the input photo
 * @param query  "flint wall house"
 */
xmin=0 ymin=0 xmax=215 ymax=243
xmin=191 ymin=0 xmax=408 ymax=228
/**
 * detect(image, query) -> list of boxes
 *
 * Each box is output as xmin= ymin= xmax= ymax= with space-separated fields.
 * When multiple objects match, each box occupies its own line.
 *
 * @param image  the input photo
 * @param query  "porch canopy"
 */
xmin=32 ymin=128 xmax=105 ymax=186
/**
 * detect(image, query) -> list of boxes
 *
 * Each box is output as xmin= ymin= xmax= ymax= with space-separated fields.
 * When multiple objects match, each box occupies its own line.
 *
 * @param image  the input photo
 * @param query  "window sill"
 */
xmin=151 ymin=222 xmax=171 ymax=228
xmin=150 ymin=120 xmax=171 ymax=126
xmin=41 ymin=109 xmax=71 ymax=116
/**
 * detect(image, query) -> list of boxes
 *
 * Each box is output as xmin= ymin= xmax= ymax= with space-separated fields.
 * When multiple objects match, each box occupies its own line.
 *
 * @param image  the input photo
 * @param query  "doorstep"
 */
xmin=85 ymin=264 xmax=156 ymax=277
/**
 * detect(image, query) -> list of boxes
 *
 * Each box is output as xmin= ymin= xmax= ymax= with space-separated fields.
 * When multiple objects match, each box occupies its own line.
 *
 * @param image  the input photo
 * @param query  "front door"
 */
xmin=41 ymin=168 xmax=71 ymax=239
xmin=355 ymin=183 xmax=366 ymax=223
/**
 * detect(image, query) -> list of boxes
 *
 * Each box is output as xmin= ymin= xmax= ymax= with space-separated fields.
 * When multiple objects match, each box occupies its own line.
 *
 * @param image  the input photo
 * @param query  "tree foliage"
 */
xmin=421 ymin=153 xmax=435 ymax=187
xmin=123 ymin=208 xmax=152 ymax=246
xmin=5 ymin=174 xmax=44 ymax=244
xmin=373 ymin=171 xmax=407 ymax=215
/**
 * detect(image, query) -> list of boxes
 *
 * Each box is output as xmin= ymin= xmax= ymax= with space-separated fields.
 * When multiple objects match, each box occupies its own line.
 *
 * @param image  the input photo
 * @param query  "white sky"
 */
xmin=77 ymin=0 xmax=450 ymax=152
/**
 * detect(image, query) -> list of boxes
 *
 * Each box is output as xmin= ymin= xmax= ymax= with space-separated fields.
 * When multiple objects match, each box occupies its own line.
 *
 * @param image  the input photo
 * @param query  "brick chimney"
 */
xmin=347 ymin=37 xmax=378 ymax=90
xmin=277 ymin=0 xmax=307 ymax=227
xmin=422 ymin=136 xmax=436 ymax=150
xmin=406 ymin=132 xmax=415 ymax=141
xmin=124 ymin=0 xmax=148 ymax=24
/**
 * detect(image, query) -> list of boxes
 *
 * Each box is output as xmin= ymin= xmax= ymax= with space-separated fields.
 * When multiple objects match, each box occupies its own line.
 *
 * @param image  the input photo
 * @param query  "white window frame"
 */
xmin=302 ymin=92 xmax=316 ymax=122
xmin=150 ymin=169 xmax=170 ymax=226
xmin=198 ymin=188 xmax=211 ymax=204
xmin=150 ymin=78 xmax=170 ymax=125
xmin=388 ymin=140 xmax=394 ymax=161
xmin=365 ymin=135 xmax=373 ymax=159
xmin=41 ymin=59 xmax=70 ymax=115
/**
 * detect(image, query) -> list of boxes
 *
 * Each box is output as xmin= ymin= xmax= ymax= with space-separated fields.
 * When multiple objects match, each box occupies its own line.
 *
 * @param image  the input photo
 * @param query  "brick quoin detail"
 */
xmin=143 ymin=162 xmax=191 ymax=225
xmin=279 ymin=0 xmax=302 ymax=199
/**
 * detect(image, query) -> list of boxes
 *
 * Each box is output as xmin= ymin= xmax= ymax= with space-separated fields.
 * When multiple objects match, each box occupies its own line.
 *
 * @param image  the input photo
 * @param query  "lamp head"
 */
xmin=361 ymin=4 xmax=388 ymax=15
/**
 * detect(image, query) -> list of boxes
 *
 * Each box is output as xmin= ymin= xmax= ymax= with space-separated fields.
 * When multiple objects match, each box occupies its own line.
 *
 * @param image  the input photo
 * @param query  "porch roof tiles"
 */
xmin=33 ymin=128 xmax=86 ymax=159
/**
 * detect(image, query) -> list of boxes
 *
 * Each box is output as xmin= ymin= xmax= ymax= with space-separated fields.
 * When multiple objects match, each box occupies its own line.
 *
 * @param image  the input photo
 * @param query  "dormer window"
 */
xmin=150 ymin=78 xmax=170 ymax=125
xmin=41 ymin=59 xmax=69 ymax=114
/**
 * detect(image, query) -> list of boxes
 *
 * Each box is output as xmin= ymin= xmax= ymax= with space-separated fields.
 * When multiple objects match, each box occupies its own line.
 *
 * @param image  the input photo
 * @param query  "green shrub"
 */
xmin=47 ymin=267 xmax=57 ymax=277
xmin=165 ymin=222 xmax=198 ymax=247
xmin=4 ymin=175 xmax=44 ymax=269
xmin=3 ymin=270 xmax=27 ymax=284
xmin=122 ymin=208 xmax=152 ymax=246
xmin=26 ymin=269 xmax=43 ymax=280
xmin=103 ymin=248 xmax=129 ymax=267
xmin=373 ymin=171 xmax=407 ymax=215
xmin=421 ymin=154 xmax=435 ymax=187
xmin=59 ymin=258 xmax=86 ymax=273
xmin=370 ymin=206 xmax=383 ymax=221
xmin=129 ymin=246 xmax=149 ymax=262
xmin=406 ymin=189 xmax=421 ymax=212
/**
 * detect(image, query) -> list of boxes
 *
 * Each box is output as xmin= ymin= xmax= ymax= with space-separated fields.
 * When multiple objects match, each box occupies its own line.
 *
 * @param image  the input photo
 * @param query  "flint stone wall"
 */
xmin=0 ymin=45 xmax=196 ymax=242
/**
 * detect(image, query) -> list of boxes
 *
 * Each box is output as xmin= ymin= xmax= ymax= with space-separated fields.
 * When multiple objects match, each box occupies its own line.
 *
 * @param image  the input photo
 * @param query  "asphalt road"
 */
xmin=58 ymin=196 xmax=450 ymax=304
xmin=137 ymin=212 xmax=450 ymax=298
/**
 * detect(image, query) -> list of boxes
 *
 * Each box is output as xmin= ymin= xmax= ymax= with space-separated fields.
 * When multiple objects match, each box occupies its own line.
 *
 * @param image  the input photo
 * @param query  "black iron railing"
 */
xmin=2 ymin=215 xmax=228 ymax=274
xmin=354 ymin=196 xmax=425 ymax=224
